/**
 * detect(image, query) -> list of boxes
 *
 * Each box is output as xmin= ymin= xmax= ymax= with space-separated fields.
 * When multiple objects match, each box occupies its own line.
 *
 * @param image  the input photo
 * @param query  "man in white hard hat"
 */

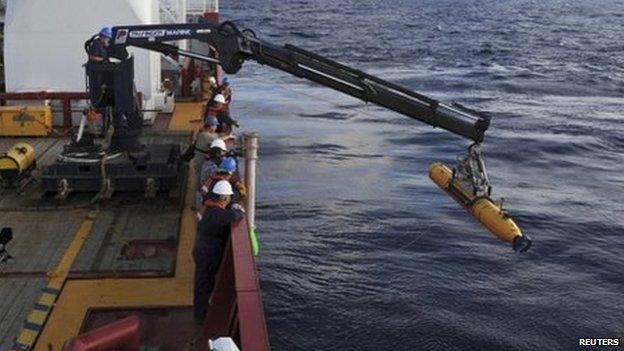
xmin=200 ymin=138 xmax=227 ymax=183
xmin=204 ymin=94 xmax=239 ymax=135
xmin=204 ymin=94 xmax=227 ymax=123
xmin=193 ymin=180 xmax=245 ymax=325
xmin=197 ymin=157 xmax=247 ymax=214
xmin=213 ymin=93 xmax=226 ymax=104
xmin=194 ymin=138 xmax=228 ymax=208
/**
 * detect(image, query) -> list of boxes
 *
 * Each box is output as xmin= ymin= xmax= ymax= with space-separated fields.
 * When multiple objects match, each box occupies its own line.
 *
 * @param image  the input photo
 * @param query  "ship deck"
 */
xmin=0 ymin=103 xmax=220 ymax=350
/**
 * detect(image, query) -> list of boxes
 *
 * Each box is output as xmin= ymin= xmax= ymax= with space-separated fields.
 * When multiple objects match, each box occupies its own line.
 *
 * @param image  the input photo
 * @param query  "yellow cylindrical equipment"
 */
xmin=470 ymin=198 xmax=521 ymax=244
xmin=0 ymin=143 xmax=36 ymax=181
xmin=428 ymin=162 xmax=531 ymax=251
xmin=429 ymin=162 xmax=471 ymax=206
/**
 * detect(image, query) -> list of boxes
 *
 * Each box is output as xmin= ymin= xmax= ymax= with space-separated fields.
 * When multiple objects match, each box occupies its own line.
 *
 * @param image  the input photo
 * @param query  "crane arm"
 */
xmin=111 ymin=21 xmax=489 ymax=142
xmin=105 ymin=20 xmax=532 ymax=251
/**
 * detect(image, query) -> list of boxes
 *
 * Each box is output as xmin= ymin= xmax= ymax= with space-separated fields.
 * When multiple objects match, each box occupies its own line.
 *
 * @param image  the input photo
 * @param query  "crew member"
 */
xmin=207 ymin=77 xmax=226 ymax=102
xmin=193 ymin=180 xmax=245 ymax=325
xmin=218 ymin=77 xmax=233 ymax=104
xmin=204 ymin=94 xmax=226 ymax=121
xmin=196 ymin=117 xmax=220 ymax=153
xmin=199 ymin=157 xmax=237 ymax=195
xmin=197 ymin=157 xmax=246 ymax=217
xmin=199 ymin=138 xmax=228 ymax=186
xmin=195 ymin=138 xmax=228 ymax=208
xmin=87 ymin=27 xmax=113 ymax=62
xmin=86 ymin=27 xmax=115 ymax=107
xmin=193 ymin=117 xmax=220 ymax=182
xmin=204 ymin=94 xmax=239 ymax=134
xmin=207 ymin=76 xmax=218 ymax=98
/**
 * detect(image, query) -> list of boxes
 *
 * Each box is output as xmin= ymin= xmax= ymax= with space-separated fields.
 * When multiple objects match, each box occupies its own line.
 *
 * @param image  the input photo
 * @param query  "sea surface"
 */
xmin=222 ymin=1 xmax=624 ymax=350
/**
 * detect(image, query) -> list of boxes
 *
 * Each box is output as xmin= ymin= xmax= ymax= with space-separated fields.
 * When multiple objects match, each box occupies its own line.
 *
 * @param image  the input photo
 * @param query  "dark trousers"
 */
xmin=192 ymin=235 xmax=227 ymax=323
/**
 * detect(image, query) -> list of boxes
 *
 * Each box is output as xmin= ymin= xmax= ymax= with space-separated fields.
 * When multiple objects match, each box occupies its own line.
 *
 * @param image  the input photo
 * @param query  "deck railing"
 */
xmin=204 ymin=218 xmax=270 ymax=350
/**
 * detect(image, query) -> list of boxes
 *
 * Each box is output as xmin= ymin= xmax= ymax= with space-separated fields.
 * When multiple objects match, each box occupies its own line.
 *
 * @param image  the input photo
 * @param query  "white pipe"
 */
xmin=244 ymin=133 xmax=258 ymax=231
xmin=162 ymin=54 xmax=184 ymax=69
xmin=76 ymin=114 xmax=87 ymax=142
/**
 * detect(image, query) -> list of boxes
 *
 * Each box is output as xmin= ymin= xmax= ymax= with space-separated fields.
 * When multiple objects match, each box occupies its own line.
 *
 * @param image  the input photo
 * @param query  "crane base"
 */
xmin=41 ymin=144 xmax=181 ymax=195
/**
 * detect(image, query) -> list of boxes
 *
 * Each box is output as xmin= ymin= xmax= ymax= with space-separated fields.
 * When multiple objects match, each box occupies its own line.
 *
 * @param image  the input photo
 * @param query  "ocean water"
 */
xmin=222 ymin=1 xmax=624 ymax=350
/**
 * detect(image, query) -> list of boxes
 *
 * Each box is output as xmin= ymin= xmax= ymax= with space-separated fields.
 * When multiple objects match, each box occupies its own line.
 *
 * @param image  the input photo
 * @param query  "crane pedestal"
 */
xmin=41 ymin=55 xmax=183 ymax=197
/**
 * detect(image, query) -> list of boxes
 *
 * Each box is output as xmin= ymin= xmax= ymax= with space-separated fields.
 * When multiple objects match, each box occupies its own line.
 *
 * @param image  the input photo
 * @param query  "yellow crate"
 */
xmin=0 ymin=106 xmax=53 ymax=136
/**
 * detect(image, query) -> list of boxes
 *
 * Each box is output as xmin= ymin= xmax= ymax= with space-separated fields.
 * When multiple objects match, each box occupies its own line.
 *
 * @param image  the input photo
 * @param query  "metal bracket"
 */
xmin=145 ymin=178 xmax=158 ymax=198
xmin=498 ymin=197 xmax=509 ymax=218
xmin=0 ymin=245 xmax=12 ymax=263
xmin=99 ymin=178 xmax=114 ymax=200
xmin=0 ymin=228 xmax=13 ymax=263
xmin=453 ymin=143 xmax=492 ymax=198
xmin=56 ymin=179 xmax=71 ymax=200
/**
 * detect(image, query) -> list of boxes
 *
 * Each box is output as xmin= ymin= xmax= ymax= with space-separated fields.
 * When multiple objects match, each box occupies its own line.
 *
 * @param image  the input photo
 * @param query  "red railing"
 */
xmin=205 ymin=218 xmax=270 ymax=350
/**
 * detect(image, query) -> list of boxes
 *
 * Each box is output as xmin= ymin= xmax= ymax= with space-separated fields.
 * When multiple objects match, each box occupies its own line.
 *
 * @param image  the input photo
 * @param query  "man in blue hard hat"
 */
xmin=197 ymin=156 xmax=247 ymax=215
xmin=196 ymin=116 xmax=220 ymax=153
xmin=87 ymin=27 xmax=113 ymax=62
xmin=198 ymin=157 xmax=239 ymax=212
xmin=204 ymin=93 xmax=239 ymax=135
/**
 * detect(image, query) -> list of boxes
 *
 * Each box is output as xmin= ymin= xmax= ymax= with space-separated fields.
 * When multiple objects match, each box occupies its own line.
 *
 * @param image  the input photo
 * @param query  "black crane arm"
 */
xmin=111 ymin=21 xmax=490 ymax=142
xmin=102 ymin=21 xmax=532 ymax=252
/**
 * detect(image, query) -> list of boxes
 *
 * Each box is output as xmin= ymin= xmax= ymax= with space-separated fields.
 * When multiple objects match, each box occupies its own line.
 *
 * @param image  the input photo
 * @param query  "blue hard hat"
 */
xmin=219 ymin=157 xmax=237 ymax=173
xmin=99 ymin=27 xmax=113 ymax=38
xmin=205 ymin=116 xmax=219 ymax=126
xmin=222 ymin=77 xmax=230 ymax=86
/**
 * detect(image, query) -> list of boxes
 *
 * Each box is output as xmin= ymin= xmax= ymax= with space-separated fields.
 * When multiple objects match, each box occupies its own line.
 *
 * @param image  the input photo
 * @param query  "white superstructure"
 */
xmin=2 ymin=0 xmax=220 ymax=125
xmin=4 ymin=0 xmax=161 ymax=122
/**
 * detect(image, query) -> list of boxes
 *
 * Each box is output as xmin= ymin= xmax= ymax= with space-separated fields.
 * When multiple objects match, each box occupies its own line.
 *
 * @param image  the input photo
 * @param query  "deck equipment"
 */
xmin=41 ymin=56 xmax=181 ymax=197
xmin=0 ymin=106 xmax=52 ymax=136
xmin=0 ymin=142 xmax=36 ymax=187
xmin=0 ymin=227 xmax=13 ymax=263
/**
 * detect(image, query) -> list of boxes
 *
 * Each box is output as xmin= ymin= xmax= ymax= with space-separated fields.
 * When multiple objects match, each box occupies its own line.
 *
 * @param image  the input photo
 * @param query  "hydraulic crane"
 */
xmin=44 ymin=19 xmax=531 ymax=251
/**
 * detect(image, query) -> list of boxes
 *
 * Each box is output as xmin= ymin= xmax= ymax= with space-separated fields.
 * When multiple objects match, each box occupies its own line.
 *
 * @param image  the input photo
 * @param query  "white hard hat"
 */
xmin=212 ymin=180 xmax=233 ymax=196
xmin=209 ymin=337 xmax=240 ymax=351
xmin=209 ymin=138 xmax=227 ymax=151
xmin=214 ymin=94 xmax=226 ymax=104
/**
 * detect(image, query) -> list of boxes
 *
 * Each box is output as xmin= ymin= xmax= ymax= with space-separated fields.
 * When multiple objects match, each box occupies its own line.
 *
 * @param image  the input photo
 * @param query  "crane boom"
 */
xmin=110 ymin=21 xmax=490 ymax=142
xmin=94 ymin=20 xmax=531 ymax=252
